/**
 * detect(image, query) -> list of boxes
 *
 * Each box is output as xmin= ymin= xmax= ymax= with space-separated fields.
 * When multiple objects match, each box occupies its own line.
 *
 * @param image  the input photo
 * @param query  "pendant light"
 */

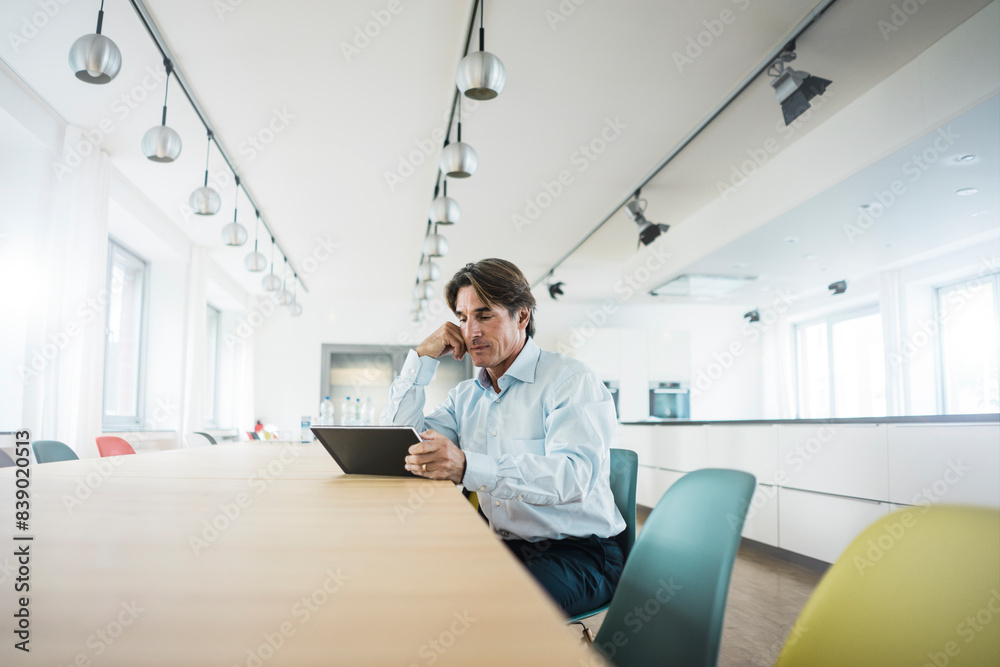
xmin=413 ymin=283 xmax=434 ymax=301
xmin=410 ymin=305 xmax=426 ymax=323
xmin=456 ymin=0 xmax=506 ymax=100
xmin=428 ymin=179 xmax=460 ymax=226
xmin=221 ymin=176 xmax=248 ymax=246
xmin=190 ymin=131 xmax=221 ymax=215
xmin=244 ymin=210 xmax=267 ymax=271
xmin=423 ymin=224 xmax=449 ymax=258
xmin=439 ymin=94 xmax=477 ymax=178
xmin=276 ymin=258 xmax=294 ymax=305
xmin=418 ymin=258 xmax=440 ymax=283
xmin=141 ymin=60 xmax=182 ymax=162
xmin=288 ymin=278 xmax=303 ymax=316
xmin=261 ymin=237 xmax=282 ymax=291
xmin=69 ymin=0 xmax=121 ymax=84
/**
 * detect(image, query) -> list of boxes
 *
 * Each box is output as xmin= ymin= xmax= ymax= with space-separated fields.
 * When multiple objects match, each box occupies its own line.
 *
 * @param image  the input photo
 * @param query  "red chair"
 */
xmin=95 ymin=436 xmax=136 ymax=457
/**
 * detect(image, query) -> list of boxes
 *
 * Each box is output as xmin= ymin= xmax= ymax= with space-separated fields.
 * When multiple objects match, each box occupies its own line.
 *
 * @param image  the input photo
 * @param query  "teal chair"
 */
xmin=592 ymin=468 xmax=756 ymax=667
xmin=32 ymin=440 xmax=79 ymax=463
xmin=567 ymin=448 xmax=639 ymax=623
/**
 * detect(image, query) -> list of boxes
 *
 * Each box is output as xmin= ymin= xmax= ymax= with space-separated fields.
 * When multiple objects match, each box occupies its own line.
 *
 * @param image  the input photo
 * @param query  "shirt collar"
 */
xmin=475 ymin=337 xmax=540 ymax=390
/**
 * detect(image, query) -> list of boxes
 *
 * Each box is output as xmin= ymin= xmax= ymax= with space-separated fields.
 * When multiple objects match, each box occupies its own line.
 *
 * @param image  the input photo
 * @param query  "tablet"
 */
xmin=311 ymin=426 xmax=422 ymax=477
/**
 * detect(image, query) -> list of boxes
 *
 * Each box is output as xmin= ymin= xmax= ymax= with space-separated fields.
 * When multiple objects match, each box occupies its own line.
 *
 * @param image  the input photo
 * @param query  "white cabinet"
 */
xmin=706 ymin=425 xmax=779 ymax=481
xmin=777 ymin=424 xmax=889 ymax=501
xmin=646 ymin=329 xmax=692 ymax=382
xmin=646 ymin=425 xmax=708 ymax=471
xmin=887 ymin=423 xmax=1000 ymax=507
xmin=742 ymin=483 xmax=779 ymax=546
xmin=635 ymin=465 xmax=683 ymax=509
xmin=778 ymin=488 xmax=889 ymax=563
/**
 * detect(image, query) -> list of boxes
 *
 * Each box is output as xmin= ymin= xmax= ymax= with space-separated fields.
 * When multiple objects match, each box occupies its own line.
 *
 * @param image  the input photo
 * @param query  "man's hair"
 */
xmin=445 ymin=259 xmax=537 ymax=338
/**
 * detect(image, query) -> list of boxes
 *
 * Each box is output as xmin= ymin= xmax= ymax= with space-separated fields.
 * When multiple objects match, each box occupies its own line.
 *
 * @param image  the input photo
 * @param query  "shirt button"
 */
xmin=409 ymin=368 xmax=415 ymax=375
xmin=479 ymin=486 xmax=485 ymax=491
xmin=491 ymin=430 xmax=497 ymax=436
xmin=517 ymin=494 xmax=523 ymax=500
xmin=495 ymin=399 xmax=500 ymax=404
xmin=494 ymin=500 xmax=500 ymax=506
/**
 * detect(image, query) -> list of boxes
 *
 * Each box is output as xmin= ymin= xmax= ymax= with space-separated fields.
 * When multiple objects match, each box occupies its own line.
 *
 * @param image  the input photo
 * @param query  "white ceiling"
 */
xmin=0 ymin=0 xmax=996 ymax=313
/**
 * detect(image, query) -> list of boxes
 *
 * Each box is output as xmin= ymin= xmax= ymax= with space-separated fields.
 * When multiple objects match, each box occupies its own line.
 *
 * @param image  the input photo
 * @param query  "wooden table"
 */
xmin=0 ymin=443 xmax=604 ymax=666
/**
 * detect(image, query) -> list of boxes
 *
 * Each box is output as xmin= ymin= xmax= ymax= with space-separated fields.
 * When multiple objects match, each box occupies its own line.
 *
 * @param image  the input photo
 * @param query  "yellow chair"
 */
xmin=776 ymin=505 xmax=1000 ymax=667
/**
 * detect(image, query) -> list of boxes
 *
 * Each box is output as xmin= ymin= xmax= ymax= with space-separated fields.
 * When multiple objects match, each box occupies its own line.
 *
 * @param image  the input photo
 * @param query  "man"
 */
xmin=381 ymin=258 xmax=625 ymax=617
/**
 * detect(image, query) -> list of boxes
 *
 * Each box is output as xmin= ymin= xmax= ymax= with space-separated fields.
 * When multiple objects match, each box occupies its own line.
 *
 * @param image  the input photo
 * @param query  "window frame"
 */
xmin=204 ymin=303 xmax=221 ymax=429
xmin=101 ymin=238 xmax=150 ymax=430
xmin=934 ymin=271 xmax=1000 ymax=414
xmin=793 ymin=303 xmax=882 ymax=419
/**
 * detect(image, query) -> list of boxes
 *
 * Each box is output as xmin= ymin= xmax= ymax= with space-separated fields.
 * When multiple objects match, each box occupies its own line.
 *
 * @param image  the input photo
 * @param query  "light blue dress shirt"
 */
xmin=381 ymin=337 xmax=626 ymax=542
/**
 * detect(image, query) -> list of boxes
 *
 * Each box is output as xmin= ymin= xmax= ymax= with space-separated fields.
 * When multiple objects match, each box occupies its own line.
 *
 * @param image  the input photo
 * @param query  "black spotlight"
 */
xmin=744 ymin=310 xmax=760 ymax=323
xmin=828 ymin=280 xmax=847 ymax=295
xmin=624 ymin=191 xmax=670 ymax=246
xmin=768 ymin=41 xmax=832 ymax=126
xmin=548 ymin=281 xmax=564 ymax=300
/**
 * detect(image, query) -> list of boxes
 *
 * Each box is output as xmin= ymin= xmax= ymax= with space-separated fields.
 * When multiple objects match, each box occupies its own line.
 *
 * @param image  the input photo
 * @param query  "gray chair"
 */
xmin=193 ymin=431 xmax=217 ymax=445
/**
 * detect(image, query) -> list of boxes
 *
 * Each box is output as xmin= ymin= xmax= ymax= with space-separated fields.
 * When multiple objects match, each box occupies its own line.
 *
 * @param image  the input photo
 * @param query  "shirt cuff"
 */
xmin=462 ymin=451 xmax=498 ymax=493
xmin=401 ymin=349 xmax=440 ymax=386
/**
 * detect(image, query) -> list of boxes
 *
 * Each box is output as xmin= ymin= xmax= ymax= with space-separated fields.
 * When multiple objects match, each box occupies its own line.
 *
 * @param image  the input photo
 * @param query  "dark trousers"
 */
xmin=502 ymin=534 xmax=625 ymax=617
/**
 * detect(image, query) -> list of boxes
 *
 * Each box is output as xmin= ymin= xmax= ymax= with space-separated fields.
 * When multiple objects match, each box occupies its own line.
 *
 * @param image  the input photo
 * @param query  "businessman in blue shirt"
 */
xmin=382 ymin=258 xmax=626 ymax=616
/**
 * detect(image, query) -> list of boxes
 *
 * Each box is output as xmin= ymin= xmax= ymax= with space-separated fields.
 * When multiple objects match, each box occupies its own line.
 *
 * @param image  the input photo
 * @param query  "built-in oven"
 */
xmin=602 ymin=381 xmax=620 ymax=418
xmin=648 ymin=382 xmax=690 ymax=419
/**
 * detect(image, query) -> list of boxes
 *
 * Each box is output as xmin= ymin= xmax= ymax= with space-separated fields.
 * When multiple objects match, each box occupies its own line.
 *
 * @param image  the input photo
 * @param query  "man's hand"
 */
xmin=405 ymin=429 xmax=466 ymax=484
xmin=415 ymin=322 xmax=467 ymax=360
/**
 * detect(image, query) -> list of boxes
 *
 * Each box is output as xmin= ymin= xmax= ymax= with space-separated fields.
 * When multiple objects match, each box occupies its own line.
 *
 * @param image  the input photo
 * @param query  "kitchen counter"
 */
xmin=621 ymin=413 xmax=999 ymax=426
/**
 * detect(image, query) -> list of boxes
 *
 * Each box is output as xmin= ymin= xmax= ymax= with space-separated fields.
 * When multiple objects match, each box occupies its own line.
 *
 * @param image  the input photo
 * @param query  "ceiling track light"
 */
xmin=828 ymin=280 xmax=847 ymax=295
xmin=244 ymin=209 xmax=267 ymax=271
xmin=456 ymin=0 xmax=506 ymax=100
xmin=546 ymin=274 xmax=565 ymax=300
xmin=190 ymin=131 xmax=221 ymax=215
xmin=767 ymin=40 xmax=832 ymax=126
xmin=418 ymin=258 xmax=440 ymax=283
xmin=69 ymin=0 xmax=121 ymax=84
xmin=744 ymin=310 xmax=760 ymax=323
xmin=222 ymin=176 xmax=248 ymax=246
xmin=440 ymin=94 xmax=478 ymax=178
xmin=624 ymin=190 xmax=670 ymax=246
xmin=141 ymin=59 xmax=182 ymax=162
xmin=429 ymin=179 xmax=460 ymax=226
xmin=262 ymin=237 xmax=282 ymax=291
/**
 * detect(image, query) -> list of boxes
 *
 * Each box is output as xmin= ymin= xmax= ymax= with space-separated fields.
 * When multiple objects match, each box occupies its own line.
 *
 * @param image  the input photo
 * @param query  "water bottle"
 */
xmin=300 ymin=415 xmax=312 ymax=442
xmin=354 ymin=398 xmax=362 ymax=425
xmin=319 ymin=396 xmax=334 ymax=425
xmin=340 ymin=397 xmax=352 ymax=425
xmin=363 ymin=396 xmax=375 ymax=426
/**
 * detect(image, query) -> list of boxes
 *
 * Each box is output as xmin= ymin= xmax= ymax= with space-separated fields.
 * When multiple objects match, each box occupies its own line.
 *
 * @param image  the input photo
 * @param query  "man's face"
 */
xmin=454 ymin=285 xmax=527 ymax=371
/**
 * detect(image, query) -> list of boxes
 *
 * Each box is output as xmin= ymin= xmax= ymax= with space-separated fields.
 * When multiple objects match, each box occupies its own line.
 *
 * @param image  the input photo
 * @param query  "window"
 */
xmin=795 ymin=307 xmax=886 ymax=418
xmin=937 ymin=273 xmax=1000 ymax=414
xmin=102 ymin=240 xmax=147 ymax=428
xmin=205 ymin=305 xmax=221 ymax=427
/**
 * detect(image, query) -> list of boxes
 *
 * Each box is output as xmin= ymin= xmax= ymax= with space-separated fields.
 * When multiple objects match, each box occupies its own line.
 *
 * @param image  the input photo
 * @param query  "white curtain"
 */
xmin=179 ymin=246 xmax=208 ymax=443
xmin=20 ymin=126 xmax=111 ymax=458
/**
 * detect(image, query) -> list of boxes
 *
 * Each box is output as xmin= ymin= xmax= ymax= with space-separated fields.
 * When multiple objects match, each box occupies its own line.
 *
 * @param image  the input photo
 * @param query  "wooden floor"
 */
xmin=587 ymin=507 xmax=825 ymax=666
